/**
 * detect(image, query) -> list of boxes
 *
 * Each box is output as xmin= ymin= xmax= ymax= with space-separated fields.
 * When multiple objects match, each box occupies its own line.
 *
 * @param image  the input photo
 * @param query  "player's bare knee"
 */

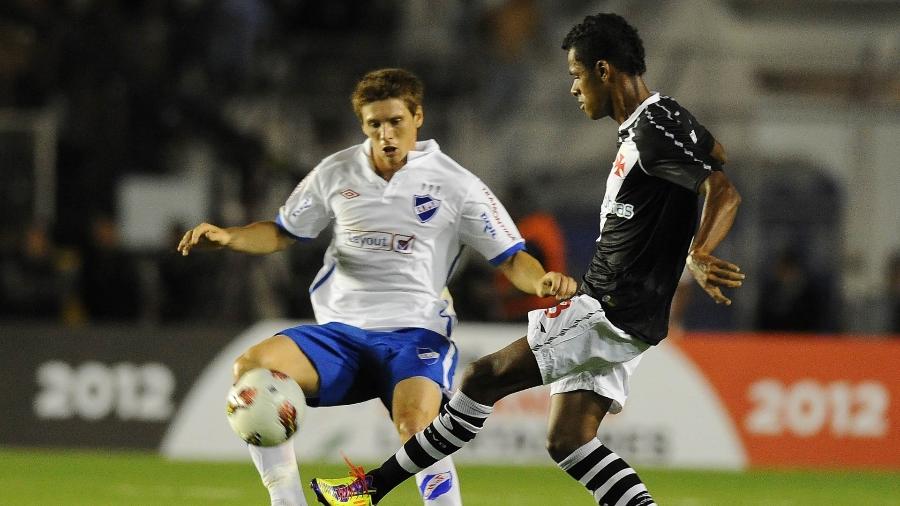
xmin=459 ymin=357 xmax=490 ymax=388
xmin=545 ymin=430 xmax=593 ymax=462
xmin=233 ymin=345 xmax=265 ymax=382
xmin=394 ymin=416 xmax=430 ymax=442
xmin=459 ymin=355 xmax=507 ymax=403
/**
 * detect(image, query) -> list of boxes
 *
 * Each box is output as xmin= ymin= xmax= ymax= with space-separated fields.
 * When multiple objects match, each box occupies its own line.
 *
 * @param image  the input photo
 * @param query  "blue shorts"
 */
xmin=279 ymin=322 xmax=458 ymax=412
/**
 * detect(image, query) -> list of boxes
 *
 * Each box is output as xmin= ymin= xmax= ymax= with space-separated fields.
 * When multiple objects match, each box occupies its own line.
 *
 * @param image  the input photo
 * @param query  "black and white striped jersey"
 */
xmin=580 ymin=93 xmax=722 ymax=345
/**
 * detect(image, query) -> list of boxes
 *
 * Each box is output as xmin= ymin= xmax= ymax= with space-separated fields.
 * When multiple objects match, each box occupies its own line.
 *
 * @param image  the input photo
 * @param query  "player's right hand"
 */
xmin=686 ymin=251 xmax=744 ymax=305
xmin=538 ymin=272 xmax=578 ymax=300
xmin=177 ymin=222 xmax=232 ymax=256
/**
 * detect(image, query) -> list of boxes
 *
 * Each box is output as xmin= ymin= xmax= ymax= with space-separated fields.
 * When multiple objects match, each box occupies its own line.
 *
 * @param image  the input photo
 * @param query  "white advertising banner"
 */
xmin=160 ymin=320 xmax=745 ymax=468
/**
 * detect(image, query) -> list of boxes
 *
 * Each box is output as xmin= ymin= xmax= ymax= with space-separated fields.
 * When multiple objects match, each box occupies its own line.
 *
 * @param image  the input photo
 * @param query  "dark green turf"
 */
xmin=0 ymin=448 xmax=897 ymax=505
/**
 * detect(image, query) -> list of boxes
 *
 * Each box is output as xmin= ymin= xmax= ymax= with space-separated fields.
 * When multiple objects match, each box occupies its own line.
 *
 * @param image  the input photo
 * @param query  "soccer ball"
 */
xmin=226 ymin=368 xmax=306 ymax=446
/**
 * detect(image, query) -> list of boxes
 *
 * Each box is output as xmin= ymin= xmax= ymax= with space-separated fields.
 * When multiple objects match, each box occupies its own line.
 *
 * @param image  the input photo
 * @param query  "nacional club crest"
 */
xmin=413 ymin=194 xmax=441 ymax=223
xmin=419 ymin=471 xmax=453 ymax=500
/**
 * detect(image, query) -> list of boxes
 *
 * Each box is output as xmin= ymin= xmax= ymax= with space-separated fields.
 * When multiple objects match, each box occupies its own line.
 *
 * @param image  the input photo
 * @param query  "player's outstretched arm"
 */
xmin=687 ymin=170 xmax=744 ymax=305
xmin=177 ymin=221 xmax=291 ymax=256
xmin=710 ymin=140 xmax=728 ymax=166
xmin=498 ymin=250 xmax=578 ymax=300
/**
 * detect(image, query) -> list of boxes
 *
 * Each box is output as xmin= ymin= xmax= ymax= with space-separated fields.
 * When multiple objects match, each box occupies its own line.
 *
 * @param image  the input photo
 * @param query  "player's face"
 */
xmin=360 ymin=98 xmax=423 ymax=171
xmin=568 ymin=48 xmax=610 ymax=120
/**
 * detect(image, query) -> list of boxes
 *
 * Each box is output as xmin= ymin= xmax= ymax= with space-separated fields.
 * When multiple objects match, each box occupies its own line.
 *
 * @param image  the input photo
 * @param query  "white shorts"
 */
xmin=526 ymin=294 xmax=650 ymax=414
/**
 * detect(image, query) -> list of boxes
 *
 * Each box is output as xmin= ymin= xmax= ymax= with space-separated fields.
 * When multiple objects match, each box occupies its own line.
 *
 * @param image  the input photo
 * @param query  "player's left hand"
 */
xmin=686 ymin=252 xmax=745 ymax=305
xmin=537 ymin=272 xmax=578 ymax=300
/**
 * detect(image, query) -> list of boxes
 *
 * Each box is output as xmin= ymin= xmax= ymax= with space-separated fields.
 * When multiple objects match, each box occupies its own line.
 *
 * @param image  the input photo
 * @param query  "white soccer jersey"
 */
xmin=276 ymin=139 xmax=525 ymax=338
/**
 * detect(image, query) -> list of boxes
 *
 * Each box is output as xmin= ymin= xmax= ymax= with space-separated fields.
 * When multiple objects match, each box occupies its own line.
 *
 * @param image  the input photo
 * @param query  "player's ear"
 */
xmin=595 ymin=60 xmax=609 ymax=81
xmin=414 ymin=106 xmax=424 ymax=128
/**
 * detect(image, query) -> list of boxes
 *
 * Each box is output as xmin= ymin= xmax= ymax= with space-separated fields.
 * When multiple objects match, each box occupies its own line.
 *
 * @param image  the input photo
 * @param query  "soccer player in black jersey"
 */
xmin=312 ymin=13 xmax=744 ymax=506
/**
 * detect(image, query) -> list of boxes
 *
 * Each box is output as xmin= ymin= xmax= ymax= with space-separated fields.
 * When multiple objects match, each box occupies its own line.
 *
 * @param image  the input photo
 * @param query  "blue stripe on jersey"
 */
xmin=488 ymin=241 xmax=525 ymax=266
xmin=274 ymin=215 xmax=313 ymax=242
xmin=309 ymin=262 xmax=337 ymax=294
xmin=439 ymin=302 xmax=453 ymax=337
xmin=445 ymin=245 xmax=465 ymax=285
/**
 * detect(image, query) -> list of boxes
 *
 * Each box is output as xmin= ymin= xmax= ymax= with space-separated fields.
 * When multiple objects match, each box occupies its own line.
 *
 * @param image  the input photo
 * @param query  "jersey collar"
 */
xmin=356 ymin=139 xmax=440 ymax=180
xmin=618 ymin=92 xmax=661 ymax=132
xmin=407 ymin=139 xmax=439 ymax=162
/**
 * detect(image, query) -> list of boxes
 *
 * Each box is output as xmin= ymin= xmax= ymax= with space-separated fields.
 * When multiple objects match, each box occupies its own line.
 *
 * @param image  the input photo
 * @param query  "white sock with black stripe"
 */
xmin=370 ymin=391 xmax=492 ymax=503
xmin=558 ymin=438 xmax=655 ymax=506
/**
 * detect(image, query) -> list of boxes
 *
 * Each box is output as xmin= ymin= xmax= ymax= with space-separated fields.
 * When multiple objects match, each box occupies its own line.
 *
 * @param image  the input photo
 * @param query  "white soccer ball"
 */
xmin=226 ymin=368 xmax=306 ymax=446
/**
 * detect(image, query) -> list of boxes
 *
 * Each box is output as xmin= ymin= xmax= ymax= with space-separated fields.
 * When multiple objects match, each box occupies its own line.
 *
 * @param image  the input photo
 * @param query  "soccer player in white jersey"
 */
xmin=311 ymin=14 xmax=744 ymax=506
xmin=178 ymin=68 xmax=577 ymax=506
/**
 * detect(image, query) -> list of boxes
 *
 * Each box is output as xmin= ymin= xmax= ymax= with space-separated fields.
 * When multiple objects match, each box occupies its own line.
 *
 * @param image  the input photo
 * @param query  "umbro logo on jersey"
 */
xmin=340 ymin=188 xmax=360 ymax=199
xmin=414 ymin=194 xmax=441 ymax=222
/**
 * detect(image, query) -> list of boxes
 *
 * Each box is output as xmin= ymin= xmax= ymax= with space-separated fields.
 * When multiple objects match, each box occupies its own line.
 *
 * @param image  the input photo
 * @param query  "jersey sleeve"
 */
xmin=457 ymin=178 xmax=525 ymax=266
xmin=275 ymin=166 xmax=332 ymax=240
xmin=635 ymin=105 xmax=722 ymax=193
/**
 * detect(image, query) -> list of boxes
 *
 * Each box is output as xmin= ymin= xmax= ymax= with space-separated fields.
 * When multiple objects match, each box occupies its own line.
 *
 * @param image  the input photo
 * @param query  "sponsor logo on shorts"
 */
xmin=419 ymin=471 xmax=453 ymax=500
xmin=417 ymin=347 xmax=440 ymax=365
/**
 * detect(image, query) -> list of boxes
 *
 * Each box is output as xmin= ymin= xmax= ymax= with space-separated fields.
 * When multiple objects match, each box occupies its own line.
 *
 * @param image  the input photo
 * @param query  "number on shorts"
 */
xmin=545 ymin=300 xmax=572 ymax=319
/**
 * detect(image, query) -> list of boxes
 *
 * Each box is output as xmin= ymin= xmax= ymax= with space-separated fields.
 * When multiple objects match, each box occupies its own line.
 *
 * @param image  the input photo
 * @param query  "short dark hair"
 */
xmin=350 ymin=68 xmax=424 ymax=120
xmin=562 ymin=13 xmax=646 ymax=76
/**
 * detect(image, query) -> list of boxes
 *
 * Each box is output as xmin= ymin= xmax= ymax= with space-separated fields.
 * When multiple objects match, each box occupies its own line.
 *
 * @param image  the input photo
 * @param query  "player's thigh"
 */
xmin=391 ymin=376 xmax=443 ymax=440
xmin=235 ymin=334 xmax=320 ymax=397
xmin=546 ymin=390 xmax=612 ymax=460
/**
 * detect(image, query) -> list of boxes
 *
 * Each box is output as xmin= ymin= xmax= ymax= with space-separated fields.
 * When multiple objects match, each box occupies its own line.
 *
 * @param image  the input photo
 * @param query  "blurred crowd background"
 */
xmin=1 ymin=0 xmax=898 ymax=335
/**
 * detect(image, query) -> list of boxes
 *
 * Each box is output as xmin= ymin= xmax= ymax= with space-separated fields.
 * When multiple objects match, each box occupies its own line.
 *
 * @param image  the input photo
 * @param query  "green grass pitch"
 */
xmin=1 ymin=448 xmax=897 ymax=505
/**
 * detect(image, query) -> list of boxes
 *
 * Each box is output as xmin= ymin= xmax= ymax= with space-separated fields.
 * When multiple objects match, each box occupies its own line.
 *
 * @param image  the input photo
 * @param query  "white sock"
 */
xmin=249 ymin=441 xmax=307 ymax=506
xmin=414 ymin=456 xmax=462 ymax=505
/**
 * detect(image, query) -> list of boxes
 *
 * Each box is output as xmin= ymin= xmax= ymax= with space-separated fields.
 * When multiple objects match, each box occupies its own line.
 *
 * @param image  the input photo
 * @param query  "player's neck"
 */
xmin=370 ymin=154 xmax=407 ymax=182
xmin=610 ymin=76 xmax=651 ymax=125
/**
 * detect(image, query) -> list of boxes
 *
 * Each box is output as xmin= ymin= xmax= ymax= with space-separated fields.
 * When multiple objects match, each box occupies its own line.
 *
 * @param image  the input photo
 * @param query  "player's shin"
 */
xmin=368 ymin=391 xmax=493 ymax=503
xmin=557 ymin=438 xmax=655 ymax=506
xmin=249 ymin=441 xmax=307 ymax=506
xmin=414 ymin=457 xmax=462 ymax=505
